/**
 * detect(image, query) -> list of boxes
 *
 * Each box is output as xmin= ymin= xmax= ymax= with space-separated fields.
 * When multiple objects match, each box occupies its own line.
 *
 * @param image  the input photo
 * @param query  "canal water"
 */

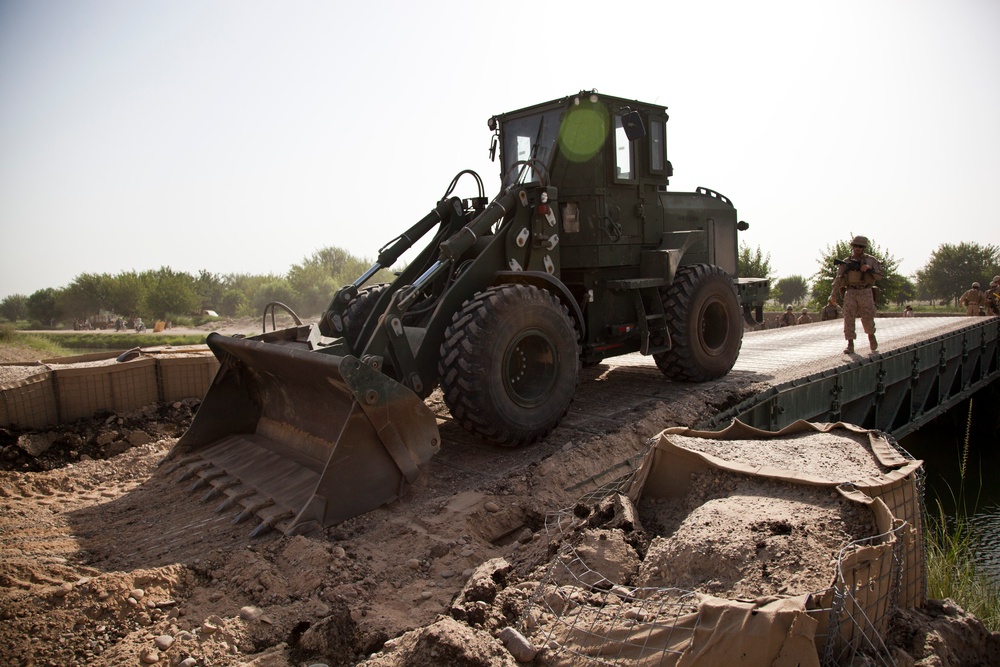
xmin=898 ymin=380 xmax=1000 ymax=583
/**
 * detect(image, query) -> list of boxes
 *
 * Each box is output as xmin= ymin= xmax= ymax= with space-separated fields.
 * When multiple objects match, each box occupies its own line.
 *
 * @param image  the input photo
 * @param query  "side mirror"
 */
xmin=622 ymin=110 xmax=646 ymax=140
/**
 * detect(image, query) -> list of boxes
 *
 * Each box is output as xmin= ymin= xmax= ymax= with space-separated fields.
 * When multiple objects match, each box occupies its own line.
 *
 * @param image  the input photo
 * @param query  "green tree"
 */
xmin=250 ymin=278 xmax=298 ymax=315
xmin=222 ymin=273 xmax=282 ymax=317
xmin=195 ymin=270 xmax=225 ymax=312
xmin=772 ymin=275 xmax=809 ymax=307
xmin=26 ymin=288 xmax=62 ymax=327
xmin=0 ymin=294 xmax=28 ymax=322
xmin=737 ymin=243 xmax=774 ymax=281
xmin=107 ymin=271 xmax=145 ymax=317
xmin=914 ymin=242 xmax=1000 ymax=306
xmin=219 ymin=289 xmax=245 ymax=318
xmin=142 ymin=267 xmax=200 ymax=319
xmin=893 ymin=276 xmax=916 ymax=307
xmin=286 ymin=246 xmax=394 ymax=316
xmin=288 ymin=248 xmax=361 ymax=315
xmin=809 ymin=237 xmax=903 ymax=308
xmin=59 ymin=273 xmax=110 ymax=319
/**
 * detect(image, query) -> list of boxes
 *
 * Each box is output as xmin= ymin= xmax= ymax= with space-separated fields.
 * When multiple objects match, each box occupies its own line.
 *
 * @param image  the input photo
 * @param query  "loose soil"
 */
xmin=1 ymin=341 xmax=997 ymax=666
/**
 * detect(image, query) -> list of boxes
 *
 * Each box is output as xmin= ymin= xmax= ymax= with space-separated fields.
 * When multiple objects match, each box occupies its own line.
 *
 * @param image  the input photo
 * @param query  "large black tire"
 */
xmin=654 ymin=264 xmax=743 ymax=382
xmin=438 ymin=284 xmax=580 ymax=446
xmin=342 ymin=283 xmax=389 ymax=351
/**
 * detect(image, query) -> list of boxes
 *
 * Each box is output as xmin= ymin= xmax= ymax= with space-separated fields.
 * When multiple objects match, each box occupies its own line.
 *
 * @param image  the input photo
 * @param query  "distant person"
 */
xmin=829 ymin=235 xmax=882 ymax=354
xmin=987 ymin=276 xmax=1000 ymax=317
xmin=959 ymin=282 xmax=984 ymax=316
xmin=821 ymin=302 xmax=839 ymax=321
xmin=903 ymin=305 xmax=914 ymax=317
xmin=796 ymin=307 xmax=812 ymax=325
xmin=779 ymin=305 xmax=797 ymax=327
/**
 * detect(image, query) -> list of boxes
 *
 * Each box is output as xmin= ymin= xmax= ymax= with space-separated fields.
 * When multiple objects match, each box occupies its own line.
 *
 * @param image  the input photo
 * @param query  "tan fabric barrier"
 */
xmin=634 ymin=420 xmax=925 ymax=610
xmin=53 ymin=358 xmax=160 ymax=421
xmin=0 ymin=350 xmax=218 ymax=428
xmin=528 ymin=419 xmax=923 ymax=667
xmin=158 ymin=355 xmax=220 ymax=403
xmin=0 ymin=372 xmax=59 ymax=429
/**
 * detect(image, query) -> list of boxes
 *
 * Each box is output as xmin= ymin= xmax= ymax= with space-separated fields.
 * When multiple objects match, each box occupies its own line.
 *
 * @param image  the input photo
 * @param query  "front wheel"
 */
xmin=342 ymin=283 xmax=389 ymax=352
xmin=654 ymin=264 xmax=743 ymax=382
xmin=438 ymin=284 xmax=580 ymax=446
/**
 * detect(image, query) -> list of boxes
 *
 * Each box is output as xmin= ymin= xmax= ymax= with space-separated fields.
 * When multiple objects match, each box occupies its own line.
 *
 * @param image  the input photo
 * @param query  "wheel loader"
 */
xmin=164 ymin=91 xmax=770 ymax=536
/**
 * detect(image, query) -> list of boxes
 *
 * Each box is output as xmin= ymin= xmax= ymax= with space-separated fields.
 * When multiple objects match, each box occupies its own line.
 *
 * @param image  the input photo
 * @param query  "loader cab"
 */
xmin=491 ymin=91 xmax=675 ymax=269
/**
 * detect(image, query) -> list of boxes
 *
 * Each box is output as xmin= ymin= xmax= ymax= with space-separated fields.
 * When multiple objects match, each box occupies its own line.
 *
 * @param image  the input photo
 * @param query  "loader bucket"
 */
xmin=163 ymin=332 xmax=440 ymax=536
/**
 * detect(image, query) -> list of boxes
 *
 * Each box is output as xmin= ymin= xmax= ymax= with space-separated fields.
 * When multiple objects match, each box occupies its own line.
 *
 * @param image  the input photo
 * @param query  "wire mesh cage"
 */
xmin=519 ymin=424 xmax=925 ymax=667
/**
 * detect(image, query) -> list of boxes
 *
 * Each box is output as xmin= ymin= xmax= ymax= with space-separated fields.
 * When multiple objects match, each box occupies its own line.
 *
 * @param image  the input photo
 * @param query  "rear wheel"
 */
xmin=439 ymin=284 xmax=580 ymax=446
xmin=654 ymin=264 xmax=742 ymax=382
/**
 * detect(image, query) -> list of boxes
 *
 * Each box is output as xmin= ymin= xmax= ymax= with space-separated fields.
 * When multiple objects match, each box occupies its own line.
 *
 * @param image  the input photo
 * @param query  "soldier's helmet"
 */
xmin=786 ymin=305 xmax=793 ymax=311
xmin=992 ymin=275 xmax=1000 ymax=284
xmin=850 ymin=235 xmax=869 ymax=247
xmin=973 ymin=282 xmax=980 ymax=288
xmin=801 ymin=308 xmax=808 ymax=313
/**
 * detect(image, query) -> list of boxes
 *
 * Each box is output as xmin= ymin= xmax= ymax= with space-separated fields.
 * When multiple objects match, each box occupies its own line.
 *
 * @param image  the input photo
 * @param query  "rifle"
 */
xmin=833 ymin=258 xmax=862 ymax=272
xmin=833 ymin=258 xmax=878 ymax=302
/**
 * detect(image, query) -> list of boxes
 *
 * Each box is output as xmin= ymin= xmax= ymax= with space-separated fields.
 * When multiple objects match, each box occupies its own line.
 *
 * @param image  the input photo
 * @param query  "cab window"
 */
xmin=650 ymin=119 xmax=666 ymax=172
xmin=614 ymin=115 xmax=634 ymax=181
xmin=501 ymin=110 xmax=562 ymax=186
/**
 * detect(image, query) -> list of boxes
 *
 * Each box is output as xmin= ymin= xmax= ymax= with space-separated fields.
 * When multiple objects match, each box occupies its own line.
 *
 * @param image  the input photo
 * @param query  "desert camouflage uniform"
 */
xmin=987 ymin=276 xmax=1000 ymax=316
xmin=960 ymin=284 xmax=985 ymax=316
xmin=820 ymin=303 xmax=840 ymax=321
xmin=796 ymin=309 xmax=812 ymax=325
xmin=830 ymin=247 xmax=882 ymax=348
xmin=780 ymin=308 xmax=797 ymax=327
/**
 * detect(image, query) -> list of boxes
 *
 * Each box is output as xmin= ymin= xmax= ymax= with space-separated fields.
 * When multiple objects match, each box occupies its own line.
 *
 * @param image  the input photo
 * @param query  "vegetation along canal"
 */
xmin=899 ymin=380 xmax=1000 ymax=583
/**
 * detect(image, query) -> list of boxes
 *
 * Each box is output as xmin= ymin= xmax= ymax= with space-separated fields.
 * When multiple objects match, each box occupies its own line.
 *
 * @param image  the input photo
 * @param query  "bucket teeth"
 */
xmin=176 ymin=460 xmax=214 ymax=482
xmin=214 ymin=487 xmax=256 ymax=513
xmin=187 ymin=468 xmax=227 ymax=492
xmin=200 ymin=476 xmax=240 ymax=503
xmin=249 ymin=509 xmax=294 ymax=538
xmin=234 ymin=497 xmax=274 ymax=524
xmin=161 ymin=454 xmax=202 ymax=475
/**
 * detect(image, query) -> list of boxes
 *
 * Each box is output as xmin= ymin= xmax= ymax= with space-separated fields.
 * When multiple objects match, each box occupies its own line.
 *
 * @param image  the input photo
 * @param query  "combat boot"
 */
xmin=869 ymin=334 xmax=878 ymax=351
xmin=844 ymin=340 xmax=854 ymax=354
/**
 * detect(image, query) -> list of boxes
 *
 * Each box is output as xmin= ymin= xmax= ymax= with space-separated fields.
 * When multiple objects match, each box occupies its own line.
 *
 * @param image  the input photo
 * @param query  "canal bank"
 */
xmin=900 ymin=379 xmax=1000 ymax=583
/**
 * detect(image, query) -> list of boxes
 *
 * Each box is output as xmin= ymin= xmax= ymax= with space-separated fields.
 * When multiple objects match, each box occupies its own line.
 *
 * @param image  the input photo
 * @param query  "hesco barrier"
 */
xmin=522 ymin=420 xmax=924 ymax=667
xmin=0 ymin=347 xmax=219 ymax=429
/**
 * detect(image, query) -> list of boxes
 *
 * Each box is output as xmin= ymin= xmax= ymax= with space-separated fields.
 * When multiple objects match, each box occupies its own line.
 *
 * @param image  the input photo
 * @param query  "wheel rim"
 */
xmin=700 ymin=297 xmax=732 ymax=354
xmin=503 ymin=328 xmax=558 ymax=408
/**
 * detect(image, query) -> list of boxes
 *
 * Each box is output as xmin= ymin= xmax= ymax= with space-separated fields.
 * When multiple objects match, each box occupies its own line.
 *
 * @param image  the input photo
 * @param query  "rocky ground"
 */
xmin=1 ymin=338 xmax=998 ymax=667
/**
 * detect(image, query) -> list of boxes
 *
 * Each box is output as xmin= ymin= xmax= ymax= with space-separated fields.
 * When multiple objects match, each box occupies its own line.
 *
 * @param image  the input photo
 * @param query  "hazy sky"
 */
xmin=2 ymin=0 xmax=998 ymax=302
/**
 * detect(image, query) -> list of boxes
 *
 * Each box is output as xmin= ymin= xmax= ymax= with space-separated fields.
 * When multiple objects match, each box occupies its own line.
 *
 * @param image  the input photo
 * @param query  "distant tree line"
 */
xmin=738 ymin=240 xmax=1000 ymax=311
xmin=0 ymin=247 xmax=396 ymax=327
xmin=4 ymin=240 xmax=998 ymax=327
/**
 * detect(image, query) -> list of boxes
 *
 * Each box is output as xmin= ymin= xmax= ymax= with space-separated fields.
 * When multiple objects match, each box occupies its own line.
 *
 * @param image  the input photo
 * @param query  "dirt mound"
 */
xmin=637 ymin=473 xmax=875 ymax=599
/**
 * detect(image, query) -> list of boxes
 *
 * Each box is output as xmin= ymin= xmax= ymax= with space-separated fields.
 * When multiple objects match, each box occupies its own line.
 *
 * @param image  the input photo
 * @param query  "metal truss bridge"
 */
xmin=699 ymin=316 xmax=999 ymax=440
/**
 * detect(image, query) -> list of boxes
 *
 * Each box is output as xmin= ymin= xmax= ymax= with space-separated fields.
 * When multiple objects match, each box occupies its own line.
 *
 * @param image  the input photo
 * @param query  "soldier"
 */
xmin=797 ymin=307 xmax=812 ymax=325
xmin=779 ymin=305 xmax=797 ymax=327
xmin=959 ymin=282 xmax=985 ymax=316
xmin=829 ymin=235 xmax=882 ymax=354
xmin=986 ymin=276 xmax=1000 ymax=317
xmin=821 ymin=302 xmax=840 ymax=321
